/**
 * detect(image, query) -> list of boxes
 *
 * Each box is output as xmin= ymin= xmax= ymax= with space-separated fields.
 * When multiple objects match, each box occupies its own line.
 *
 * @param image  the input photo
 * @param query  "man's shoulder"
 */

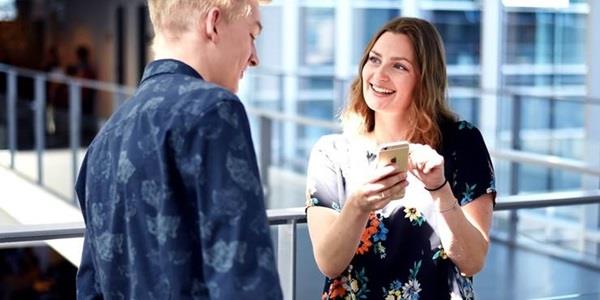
xmin=133 ymin=71 xmax=244 ymax=122
xmin=159 ymin=73 xmax=240 ymax=112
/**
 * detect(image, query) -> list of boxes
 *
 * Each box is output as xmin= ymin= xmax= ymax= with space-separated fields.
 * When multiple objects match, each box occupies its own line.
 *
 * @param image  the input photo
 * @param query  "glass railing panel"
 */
xmin=494 ymin=203 xmax=600 ymax=265
xmin=0 ymin=245 xmax=77 ymax=299
xmin=12 ymin=75 xmax=37 ymax=182
xmin=293 ymin=223 xmax=324 ymax=299
xmin=42 ymin=78 xmax=74 ymax=200
xmin=0 ymin=95 xmax=8 ymax=168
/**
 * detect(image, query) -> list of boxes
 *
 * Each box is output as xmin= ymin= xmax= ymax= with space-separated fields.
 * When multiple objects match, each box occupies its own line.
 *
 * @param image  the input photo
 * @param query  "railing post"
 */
xmin=277 ymin=220 xmax=297 ymax=300
xmin=70 ymin=83 xmax=81 ymax=205
xmin=7 ymin=70 xmax=16 ymax=169
xmin=333 ymin=78 xmax=345 ymax=115
xmin=34 ymin=75 xmax=46 ymax=185
xmin=508 ymin=94 xmax=522 ymax=246
xmin=547 ymin=98 xmax=556 ymax=190
xmin=260 ymin=115 xmax=272 ymax=198
xmin=276 ymin=73 xmax=285 ymax=166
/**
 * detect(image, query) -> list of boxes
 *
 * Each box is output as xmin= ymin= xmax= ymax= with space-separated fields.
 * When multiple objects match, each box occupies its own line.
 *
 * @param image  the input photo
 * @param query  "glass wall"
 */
xmin=246 ymin=0 xmax=592 ymax=188
xmin=240 ymin=0 xmax=599 ymax=264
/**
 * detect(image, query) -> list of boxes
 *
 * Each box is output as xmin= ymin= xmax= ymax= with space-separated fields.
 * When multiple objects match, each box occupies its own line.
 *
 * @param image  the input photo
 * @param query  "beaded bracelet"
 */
xmin=424 ymin=178 xmax=447 ymax=192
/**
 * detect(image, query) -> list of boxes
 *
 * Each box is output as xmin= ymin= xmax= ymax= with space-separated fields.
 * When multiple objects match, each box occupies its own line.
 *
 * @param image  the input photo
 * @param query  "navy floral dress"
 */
xmin=305 ymin=120 xmax=496 ymax=300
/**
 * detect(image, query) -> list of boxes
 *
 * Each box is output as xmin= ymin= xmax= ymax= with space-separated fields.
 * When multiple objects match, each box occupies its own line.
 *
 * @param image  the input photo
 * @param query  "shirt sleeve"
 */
xmin=76 ymin=238 xmax=103 ymax=300
xmin=450 ymin=121 xmax=497 ymax=206
xmin=74 ymin=154 xmax=103 ymax=299
xmin=305 ymin=136 xmax=344 ymax=212
xmin=174 ymin=98 xmax=283 ymax=299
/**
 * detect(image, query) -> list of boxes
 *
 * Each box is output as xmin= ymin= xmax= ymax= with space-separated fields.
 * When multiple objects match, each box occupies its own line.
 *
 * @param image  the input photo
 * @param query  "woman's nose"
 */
xmin=372 ymin=65 xmax=390 ymax=82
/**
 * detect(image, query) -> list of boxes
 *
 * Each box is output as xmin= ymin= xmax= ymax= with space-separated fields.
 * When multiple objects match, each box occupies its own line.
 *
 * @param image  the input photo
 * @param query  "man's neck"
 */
xmin=152 ymin=33 xmax=208 ymax=78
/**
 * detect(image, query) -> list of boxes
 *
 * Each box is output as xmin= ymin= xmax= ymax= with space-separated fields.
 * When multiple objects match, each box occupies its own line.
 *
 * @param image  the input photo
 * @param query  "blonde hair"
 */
xmin=147 ymin=0 xmax=259 ymax=38
xmin=341 ymin=17 xmax=456 ymax=150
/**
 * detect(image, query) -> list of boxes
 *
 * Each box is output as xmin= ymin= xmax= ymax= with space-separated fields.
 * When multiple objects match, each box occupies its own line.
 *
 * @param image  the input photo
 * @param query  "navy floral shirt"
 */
xmin=306 ymin=120 xmax=496 ymax=300
xmin=75 ymin=59 xmax=283 ymax=299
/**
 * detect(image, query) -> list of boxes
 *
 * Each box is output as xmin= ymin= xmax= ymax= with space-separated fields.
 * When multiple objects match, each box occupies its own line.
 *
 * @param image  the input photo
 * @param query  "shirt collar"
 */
xmin=140 ymin=59 xmax=203 ymax=83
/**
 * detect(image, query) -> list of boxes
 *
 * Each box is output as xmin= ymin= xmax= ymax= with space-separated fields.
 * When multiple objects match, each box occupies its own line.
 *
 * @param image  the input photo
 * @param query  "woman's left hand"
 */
xmin=408 ymin=143 xmax=446 ymax=190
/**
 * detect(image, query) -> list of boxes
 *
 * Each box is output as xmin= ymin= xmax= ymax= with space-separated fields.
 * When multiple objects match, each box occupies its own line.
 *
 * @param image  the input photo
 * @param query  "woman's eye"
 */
xmin=368 ymin=56 xmax=380 ymax=64
xmin=394 ymin=63 xmax=407 ymax=71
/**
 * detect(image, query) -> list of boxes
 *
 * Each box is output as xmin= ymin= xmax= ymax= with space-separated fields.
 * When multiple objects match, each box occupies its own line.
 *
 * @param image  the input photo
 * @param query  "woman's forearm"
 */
xmin=430 ymin=185 xmax=491 ymax=276
xmin=309 ymin=202 xmax=371 ymax=278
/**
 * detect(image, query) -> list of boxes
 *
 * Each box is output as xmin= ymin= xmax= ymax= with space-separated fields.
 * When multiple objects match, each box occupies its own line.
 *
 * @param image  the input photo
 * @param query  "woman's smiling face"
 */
xmin=362 ymin=32 xmax=418 ymax=116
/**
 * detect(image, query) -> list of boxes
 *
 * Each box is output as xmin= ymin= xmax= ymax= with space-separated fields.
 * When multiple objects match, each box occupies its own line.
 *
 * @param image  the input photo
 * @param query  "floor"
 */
xmin=293 ymin=224 xmax=600 ymax=300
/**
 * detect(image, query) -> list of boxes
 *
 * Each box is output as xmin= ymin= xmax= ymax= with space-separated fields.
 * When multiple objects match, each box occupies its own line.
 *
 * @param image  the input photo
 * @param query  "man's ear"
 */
xmin=204 ymin=7 xmax=221 ymax=43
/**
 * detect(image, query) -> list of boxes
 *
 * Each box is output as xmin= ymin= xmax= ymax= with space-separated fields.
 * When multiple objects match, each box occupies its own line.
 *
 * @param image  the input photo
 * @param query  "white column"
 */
xmin=125 ymin=0 xmax=140 ymax=87
xmin=334 ymin=1 xmax=351 ymax=78
xmin=480 ymin=0 xmax=502 ymax=149
xmin=281 ymin=4 xmax=299 ymax=171
xmin=334 ymin=0 xmax=352 ymax=111
xmin=584 ymin=0 xmax=600 ymax=255
xmin=402 ymin=0 xmax=420 ymax=18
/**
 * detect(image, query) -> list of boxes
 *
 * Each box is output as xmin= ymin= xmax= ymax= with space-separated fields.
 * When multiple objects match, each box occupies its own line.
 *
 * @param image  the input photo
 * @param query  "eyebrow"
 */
xmin=370 ymin=50 xmax=413 ymax=65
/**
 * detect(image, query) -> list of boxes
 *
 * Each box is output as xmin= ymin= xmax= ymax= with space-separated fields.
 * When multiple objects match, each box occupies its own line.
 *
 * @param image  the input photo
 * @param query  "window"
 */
xmin=300 ymin=8 xmax=335 ymax=66
xmin=0 ymin=0 xmax=16 ymax=21
xmin=352 ymin=8 xmax=400 ymax=64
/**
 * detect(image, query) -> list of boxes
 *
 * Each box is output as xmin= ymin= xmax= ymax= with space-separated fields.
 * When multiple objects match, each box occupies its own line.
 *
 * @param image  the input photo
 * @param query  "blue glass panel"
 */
xmin=427 ymin=10 xmax=481 ymax=65
xmin=301 ymin=8 xmax=335 ymax=66
xmin=352 ymin=8 xmax=401 ymax=64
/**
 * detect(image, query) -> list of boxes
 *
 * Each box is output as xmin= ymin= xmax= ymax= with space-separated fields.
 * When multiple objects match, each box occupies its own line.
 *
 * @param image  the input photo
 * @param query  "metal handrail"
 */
xmin=490 ymin=149 xmax=600 ymax=177
xmin=3 ymin=62 xmax=600 ymax=104
xmin=1 ymin=190 xmax=599 ymax=244
xmin=0 ymin=63 xmax=135 ymax=95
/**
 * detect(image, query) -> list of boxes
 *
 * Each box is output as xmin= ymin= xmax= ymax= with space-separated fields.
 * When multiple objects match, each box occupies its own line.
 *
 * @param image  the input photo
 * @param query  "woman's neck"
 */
xmin=371 ymin=112 xmax=411 ymax=145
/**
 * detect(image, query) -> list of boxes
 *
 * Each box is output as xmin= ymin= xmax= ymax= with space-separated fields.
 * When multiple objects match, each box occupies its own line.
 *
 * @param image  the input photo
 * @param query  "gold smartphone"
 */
xmin=377 ymin=141 xmax=409 ymax=198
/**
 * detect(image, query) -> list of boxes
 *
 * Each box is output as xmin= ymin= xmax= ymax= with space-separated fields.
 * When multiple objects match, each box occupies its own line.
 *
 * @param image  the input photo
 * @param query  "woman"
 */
xmin=305 ymin=17 xmax=496 ymax=299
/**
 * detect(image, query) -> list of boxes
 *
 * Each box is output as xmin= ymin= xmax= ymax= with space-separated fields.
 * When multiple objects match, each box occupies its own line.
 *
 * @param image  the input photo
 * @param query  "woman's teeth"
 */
xmin=370 ymin=84 xmax=395 ymax=95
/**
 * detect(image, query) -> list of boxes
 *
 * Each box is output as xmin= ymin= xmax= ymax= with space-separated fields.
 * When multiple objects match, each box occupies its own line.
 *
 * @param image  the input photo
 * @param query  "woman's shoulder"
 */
xmin=441 ymin=120 xmax=484 ymax=141
xmin=311 ymin=133 xmax=354 ymax=153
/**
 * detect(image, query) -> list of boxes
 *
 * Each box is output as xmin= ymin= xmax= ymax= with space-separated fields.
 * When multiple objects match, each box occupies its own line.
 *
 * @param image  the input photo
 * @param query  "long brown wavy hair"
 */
xmin=341 ymin=17 xmax=456 ymax=150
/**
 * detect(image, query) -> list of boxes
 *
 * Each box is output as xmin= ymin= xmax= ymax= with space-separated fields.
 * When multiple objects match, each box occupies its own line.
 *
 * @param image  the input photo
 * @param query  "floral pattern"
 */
xmin=324 ymin=266 xmax=370 ymax=299
xmin=356 ymin=213 xmax=388 ymax=257
xmin=403 ymin=207 xmax=425 ymax=226
xmin=76 ymin=59 xmax=282 ymax=299
xmin=306 ymin=120 xmax=496 ymax=299
xmin=382 ymin=261 xmax=423 ymax=300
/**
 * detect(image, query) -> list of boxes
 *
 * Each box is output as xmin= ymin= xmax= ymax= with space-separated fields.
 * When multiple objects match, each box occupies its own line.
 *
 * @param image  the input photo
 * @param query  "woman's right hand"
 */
xmin=348 ymin=165 xmax=408 ymax=213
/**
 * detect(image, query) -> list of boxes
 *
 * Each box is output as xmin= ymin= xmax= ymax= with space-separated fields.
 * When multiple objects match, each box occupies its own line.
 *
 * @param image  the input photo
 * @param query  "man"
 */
xmin=75 ymin=0 xmax=283 ymax=299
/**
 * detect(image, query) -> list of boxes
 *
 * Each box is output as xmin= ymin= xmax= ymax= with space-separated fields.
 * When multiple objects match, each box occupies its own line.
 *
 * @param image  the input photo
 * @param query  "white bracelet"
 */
xmin=437 ymin=202 xmax=458 ymax=213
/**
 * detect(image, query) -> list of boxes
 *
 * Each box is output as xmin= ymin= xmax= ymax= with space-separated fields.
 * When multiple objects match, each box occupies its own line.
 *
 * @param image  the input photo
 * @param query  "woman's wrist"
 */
xmin=426 ymin=183 xmax=458 ymax=212
xmin=348 ymin=193 xmax=375 ymax=216
xmin=435 ymin=201 xmax=458 ymax=213
xmin=424 ymin=178 xmax=447 ymax=192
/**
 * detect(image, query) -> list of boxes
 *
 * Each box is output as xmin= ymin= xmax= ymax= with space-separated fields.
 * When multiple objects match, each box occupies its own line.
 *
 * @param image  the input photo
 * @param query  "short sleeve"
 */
xmin=448 ymin=121 xmax=496 ymax=206
xmin=305 ymin=136 xmax=345 ymax=212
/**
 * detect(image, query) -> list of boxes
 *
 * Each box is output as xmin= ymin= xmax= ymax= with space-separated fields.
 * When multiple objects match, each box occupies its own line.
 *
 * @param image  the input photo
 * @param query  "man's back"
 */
xmin=76 ymin=59 xmax=282 ymax=299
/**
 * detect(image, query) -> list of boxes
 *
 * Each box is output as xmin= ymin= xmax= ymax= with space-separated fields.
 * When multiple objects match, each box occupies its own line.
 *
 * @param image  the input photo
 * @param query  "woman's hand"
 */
xmin=408 ymin=143 xmax=446 ymax=190
xmin=347 ymin=164 xmax=408 ymax=213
